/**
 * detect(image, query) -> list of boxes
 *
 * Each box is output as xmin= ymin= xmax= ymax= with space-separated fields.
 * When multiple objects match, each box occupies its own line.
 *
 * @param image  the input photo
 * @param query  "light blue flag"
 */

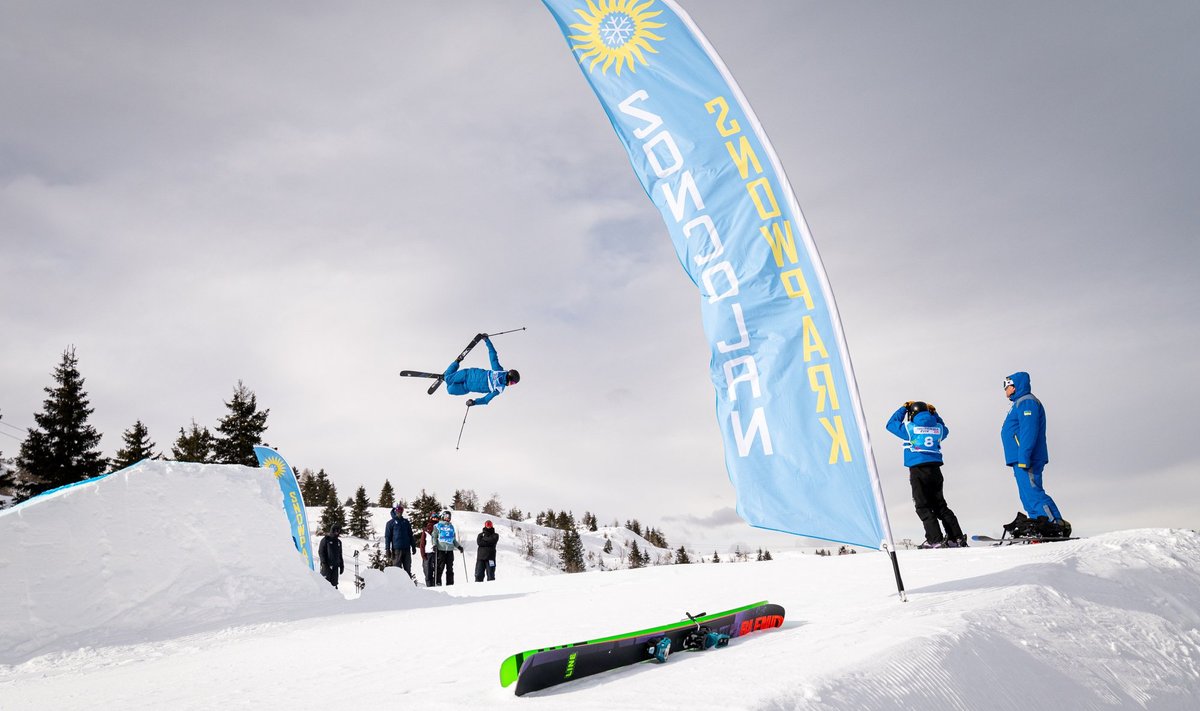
xmin=254 ymin=446 xmax=315 ymax=569
xmin=541 ymin=0 xmax=896 ymax=549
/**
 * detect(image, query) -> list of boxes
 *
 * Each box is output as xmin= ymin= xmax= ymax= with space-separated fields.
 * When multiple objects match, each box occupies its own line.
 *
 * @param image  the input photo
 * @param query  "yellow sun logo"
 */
xmin=263 ymin=456 xmax=286 ymax=479
xmin=568 ymin=0 xmax=666 ymax=75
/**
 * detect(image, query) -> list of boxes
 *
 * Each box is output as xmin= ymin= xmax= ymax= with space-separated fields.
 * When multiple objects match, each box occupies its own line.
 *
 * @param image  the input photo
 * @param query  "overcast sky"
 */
xmin=3 ymin=1 xmax=1198 ymax=553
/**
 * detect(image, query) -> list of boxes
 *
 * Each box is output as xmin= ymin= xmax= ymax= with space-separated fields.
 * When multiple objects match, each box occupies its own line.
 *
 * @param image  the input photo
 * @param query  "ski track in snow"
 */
xmin=2 ymin=462 xmax=1199 ymax=710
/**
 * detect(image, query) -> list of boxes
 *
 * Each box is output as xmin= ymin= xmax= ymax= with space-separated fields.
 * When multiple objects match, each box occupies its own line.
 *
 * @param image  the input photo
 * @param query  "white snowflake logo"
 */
xmin=600 ymin=13 xmax=635 ymax=48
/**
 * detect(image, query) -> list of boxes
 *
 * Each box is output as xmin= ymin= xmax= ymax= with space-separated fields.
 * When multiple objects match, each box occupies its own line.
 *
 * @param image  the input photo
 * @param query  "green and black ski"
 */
xmin=499 ymin=601 xmax=785 ymax=696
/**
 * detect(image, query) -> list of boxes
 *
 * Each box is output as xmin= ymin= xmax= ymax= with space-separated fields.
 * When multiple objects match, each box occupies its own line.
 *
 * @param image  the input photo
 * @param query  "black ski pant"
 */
xmin=475 ymin=556 xmax=496 ymax=582
xmin=321 ymin=565 xmax=339 ymax=588
xmin=436 ymin=548 xmax=455 ymax=585
xmin=391 ymin=548 xmax=413 ymax=577
xmin=909 ymin=463 xmax=963 ymax=543
xmin=422 ymin=553 xmax=436 ymax=587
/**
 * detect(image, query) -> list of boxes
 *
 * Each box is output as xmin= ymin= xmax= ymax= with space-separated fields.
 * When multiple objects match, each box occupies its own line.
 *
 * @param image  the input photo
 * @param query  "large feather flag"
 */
xmin=541 ymin=0 xmax=898 ymax=551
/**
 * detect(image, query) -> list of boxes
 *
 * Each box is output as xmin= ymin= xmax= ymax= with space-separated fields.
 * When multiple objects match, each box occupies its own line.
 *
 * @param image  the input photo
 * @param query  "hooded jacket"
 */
xmin=1001 ymin=371 xmax=1049 ymax=467
xmin=476 ymin=526 xmax=499 ymax=561
xmin=885 ymin=405 xmax=948 ymax=467
xmin=384 ymin=509 xmax=415 ymax=553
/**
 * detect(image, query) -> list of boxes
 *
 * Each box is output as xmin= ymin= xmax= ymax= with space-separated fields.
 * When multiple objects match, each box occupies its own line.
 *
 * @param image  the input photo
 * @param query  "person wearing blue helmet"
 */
xmin=1001 ymin=372 xmax=1071 ymax=538
xmin=886 ymin=400 xmax=965 ymax=548
xmin=442 ymin=334 xmax=520 ymax=407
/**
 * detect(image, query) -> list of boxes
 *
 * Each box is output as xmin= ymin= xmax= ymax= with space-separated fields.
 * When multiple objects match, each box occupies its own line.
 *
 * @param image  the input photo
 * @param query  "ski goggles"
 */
xmin=1002 ymin=377 xmax=1014 ymax=389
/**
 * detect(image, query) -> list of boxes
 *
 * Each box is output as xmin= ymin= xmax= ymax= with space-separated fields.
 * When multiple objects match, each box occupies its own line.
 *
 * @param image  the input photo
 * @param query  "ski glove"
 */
xmin=457 ymin=545 xmax=464 ymax=553
xmin=466 ymin=399 xmax=475 ymax=407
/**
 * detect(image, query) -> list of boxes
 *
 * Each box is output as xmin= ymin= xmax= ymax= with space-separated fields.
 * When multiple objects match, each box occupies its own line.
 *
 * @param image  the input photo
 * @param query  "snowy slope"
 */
xmin=2 ymin=462 xmax=1198 ymax=710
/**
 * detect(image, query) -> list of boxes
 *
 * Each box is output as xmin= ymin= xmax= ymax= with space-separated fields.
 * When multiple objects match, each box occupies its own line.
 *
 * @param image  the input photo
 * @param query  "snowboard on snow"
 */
xmin=972 ymin=534 xmax=1079 ymax=546
xmin=400 ymin=334 xmax=487 ymax=394
xmin=499 ymin=601 xmax=785 ymax=696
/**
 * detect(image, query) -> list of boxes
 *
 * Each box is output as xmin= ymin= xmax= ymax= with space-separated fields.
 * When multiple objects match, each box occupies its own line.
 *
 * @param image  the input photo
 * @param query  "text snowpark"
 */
xmin=617 ymin=89 xmax=852 ymax=465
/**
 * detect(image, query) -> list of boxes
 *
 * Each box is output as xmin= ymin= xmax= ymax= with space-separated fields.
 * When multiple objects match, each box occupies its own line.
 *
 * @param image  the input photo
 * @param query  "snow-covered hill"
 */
xmin=2 ymin=462 xmax=1198 ymax=710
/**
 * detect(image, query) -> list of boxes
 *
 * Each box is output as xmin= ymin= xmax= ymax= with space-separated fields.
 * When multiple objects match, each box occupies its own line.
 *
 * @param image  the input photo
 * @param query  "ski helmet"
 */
xmin=907 ymin=401 xmax=929 ymax=417
xmin=506 ymin=369 xmax=520 ymax=385
xmin=484 ymin=520 xmax=493 ymax=528
xmin=441 ymin=510 xmax=451 ymax=520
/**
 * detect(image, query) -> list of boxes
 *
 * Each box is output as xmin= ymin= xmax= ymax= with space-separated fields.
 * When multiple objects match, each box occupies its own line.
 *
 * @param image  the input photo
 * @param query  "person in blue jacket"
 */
xmin=384 ymin=504 xmax=416 ymax=577
xmin=442 ymin=334 xmax=520 ymax=407
xmin=886 ymin=401 xmax=965 ymax=548
xmin=433 ymin=510 xmax=464 ymax=585
xmin=1001 ymin=372 xmax=1070 ymax=538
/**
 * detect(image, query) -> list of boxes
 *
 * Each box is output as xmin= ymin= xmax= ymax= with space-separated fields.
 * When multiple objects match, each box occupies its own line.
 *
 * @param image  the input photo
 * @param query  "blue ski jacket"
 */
xmin=1001 ymin=371 xmax=1049 ymax=468
xmin=434 ymin=521 xmax=459 ymax=552
xmin=384 ymin=509 xmax=415 ymax=553
xmin=885 ymin=406 xmax=948 ymax=467
xmin=443 ymin=338 xmax=507 ymax=406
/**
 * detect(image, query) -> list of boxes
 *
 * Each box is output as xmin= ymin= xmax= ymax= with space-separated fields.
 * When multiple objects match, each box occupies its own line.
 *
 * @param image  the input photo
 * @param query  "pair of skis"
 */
xmin=499 ymin=601 xmax=785 ymax=696
xmin=971 ymin=534 xmax=1079 ymax=546
xmin=399 ymin=328 xmax=525 ymax=394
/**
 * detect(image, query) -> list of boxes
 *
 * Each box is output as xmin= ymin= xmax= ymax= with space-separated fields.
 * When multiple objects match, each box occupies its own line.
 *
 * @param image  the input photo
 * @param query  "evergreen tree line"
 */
xmin=5 ymin=347 xmax=271 ymax=503
xmin=2 ymin=349 xmax=780 ymax=569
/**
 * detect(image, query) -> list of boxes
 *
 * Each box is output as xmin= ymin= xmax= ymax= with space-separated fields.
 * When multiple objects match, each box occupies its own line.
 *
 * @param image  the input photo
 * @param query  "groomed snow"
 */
xmin=2 ymin=462 xmax=1198 ymax=710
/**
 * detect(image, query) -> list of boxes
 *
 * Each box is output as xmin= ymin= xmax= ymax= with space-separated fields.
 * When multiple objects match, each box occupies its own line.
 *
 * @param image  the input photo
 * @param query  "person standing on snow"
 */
xmin=433 ymin=510 xmax=464 ymax=585
xmin=475 ymin=520 xmax=499 ymax=582
xmin=442 ymin=334 xmax=520 ymax=407
xmin=886 ymin=401 xmax=966 ymax=548
xmin=1001 ymin=372 xmax=1071 ymax=538
xmin=384 ymin=504 xmax=416 ymax=577
xmin=318 ymin=525 xmax=345 ymax=588
xmin=417 ymin=513 xmax=439 ymax=587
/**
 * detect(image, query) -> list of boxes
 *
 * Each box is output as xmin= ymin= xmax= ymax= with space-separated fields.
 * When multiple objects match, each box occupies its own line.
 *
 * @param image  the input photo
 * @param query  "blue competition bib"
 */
xmin=908 ymin=424 xmax=943 ymax=454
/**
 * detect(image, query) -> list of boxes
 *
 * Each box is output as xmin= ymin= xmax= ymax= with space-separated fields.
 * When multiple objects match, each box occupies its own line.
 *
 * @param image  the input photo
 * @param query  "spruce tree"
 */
xmin=111 ymin=420 xmax=158 ymax=470
xmin=378 ymin=480 xmax=396 ymax=509
xmin=313 ymin=469 xmax=333 ymax=504
xmin=452 ymin=488 xmax=479 ymax=512
xmin=319 ymin=489 xmax=346 ymax=535
xmin=212 ymin=380 xmax=269 ymax=466
xmin=17 ymin=347 xmax=107 ymax=497
xmin=712 ymin=551 xmax=721 ymax=563
xmin=348 ymin=486 xmax=373 ymax=538
xmin=409 ymin=488 xmax=443 ymax=525
xmin=560 ymin=529 xmax=586 ymax=573
xmin=482 ymin=493 xmax=504 ymax=516
xmin=675 ymin=546 xmax=691 ymax=564
xmin=627 ymin=540 xmax=645 ymax=569
xmin=298 ymin=468 xmax=318 ymax=502
xmin=172 ymin=420 xmax=214 ymax=463
xmin=0 ymin=413 xmax=14 ymax=494
xmin=506 ymin=506 xmax=524 ymax=522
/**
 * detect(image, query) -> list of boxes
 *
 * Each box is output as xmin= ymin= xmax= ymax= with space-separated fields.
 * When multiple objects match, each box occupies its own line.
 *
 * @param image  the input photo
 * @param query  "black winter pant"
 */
xmin=391 ymin=548 xmax=413 ymax=577
xmin=422 ymin=553 xmax=436 ymax=587
xmin=909 ymin=463 xmax=963 ymax=543
xmin=475 ymin=556 xmax=496 ymax=582
xmin=435 ymin=548 xmax=455 ymax=585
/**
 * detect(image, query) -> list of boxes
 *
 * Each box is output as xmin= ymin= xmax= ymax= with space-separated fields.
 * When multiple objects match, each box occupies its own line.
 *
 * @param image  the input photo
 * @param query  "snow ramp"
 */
xmin=0 ymin=461 xmax=338 ymax=664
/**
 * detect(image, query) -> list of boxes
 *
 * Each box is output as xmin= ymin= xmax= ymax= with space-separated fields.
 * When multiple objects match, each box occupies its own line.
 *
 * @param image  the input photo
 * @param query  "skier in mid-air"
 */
xmin=442 ymin=334 xmax=520 ymax=407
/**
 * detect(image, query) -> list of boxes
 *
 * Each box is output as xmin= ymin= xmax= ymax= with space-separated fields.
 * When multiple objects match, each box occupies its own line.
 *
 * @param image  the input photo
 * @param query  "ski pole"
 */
xmin=486 ymin=327 xmax=527 ymax=338
xmin=462 ymin=548 xmax=470 ymax=583
xmin=455 ymin=405 xmax=471 ymax=450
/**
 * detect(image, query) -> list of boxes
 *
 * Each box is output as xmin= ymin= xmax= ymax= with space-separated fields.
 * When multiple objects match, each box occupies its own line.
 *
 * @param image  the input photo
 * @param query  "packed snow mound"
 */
xmin=0 ymin=461 xmax=338 ymax=664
